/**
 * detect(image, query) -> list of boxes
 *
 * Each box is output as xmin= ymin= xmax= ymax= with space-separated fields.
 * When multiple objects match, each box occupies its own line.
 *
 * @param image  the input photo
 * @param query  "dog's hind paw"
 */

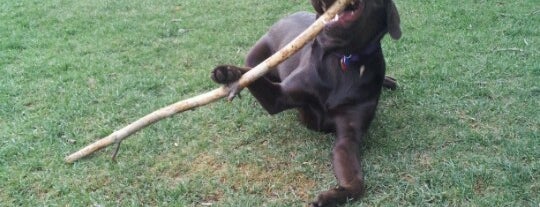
xmin=383 ymin=76 xmax=398 ymax=90
xmin=211 ymin=65 xmax=244 ymax=84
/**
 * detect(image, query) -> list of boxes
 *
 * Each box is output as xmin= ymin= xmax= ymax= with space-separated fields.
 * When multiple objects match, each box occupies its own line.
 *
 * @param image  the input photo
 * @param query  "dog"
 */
xmin=211 ymin=0 xmax=401 ymax=206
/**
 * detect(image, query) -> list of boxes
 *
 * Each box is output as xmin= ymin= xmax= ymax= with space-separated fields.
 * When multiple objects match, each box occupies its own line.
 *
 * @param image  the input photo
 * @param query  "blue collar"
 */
xmin=338 ymin=42 xmax=380 ymax=71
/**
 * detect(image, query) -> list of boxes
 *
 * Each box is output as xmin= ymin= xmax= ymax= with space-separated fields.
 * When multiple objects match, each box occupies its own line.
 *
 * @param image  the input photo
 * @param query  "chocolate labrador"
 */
xmin=211 ymin=0 xmax=401 ymax=206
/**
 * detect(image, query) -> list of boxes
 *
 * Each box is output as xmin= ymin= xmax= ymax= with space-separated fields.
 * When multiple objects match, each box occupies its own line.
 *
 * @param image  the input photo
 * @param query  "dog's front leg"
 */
xmin=312 ymin=107 xmax=376 ymax=207
xmin=212 ymin=65 xmax=297 ymax=114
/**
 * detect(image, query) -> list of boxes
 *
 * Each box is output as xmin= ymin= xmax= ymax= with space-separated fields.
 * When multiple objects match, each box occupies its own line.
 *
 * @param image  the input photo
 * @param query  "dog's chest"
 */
xmin=317 ymin=62 xmax=382 ymax=111
xmin=325 ymin=69 xmax=365 ymax=109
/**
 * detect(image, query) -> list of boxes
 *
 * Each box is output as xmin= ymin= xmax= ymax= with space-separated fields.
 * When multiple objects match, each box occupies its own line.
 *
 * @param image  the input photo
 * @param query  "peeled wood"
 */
xmin=64 ymin=0 xmax=353 ymax=164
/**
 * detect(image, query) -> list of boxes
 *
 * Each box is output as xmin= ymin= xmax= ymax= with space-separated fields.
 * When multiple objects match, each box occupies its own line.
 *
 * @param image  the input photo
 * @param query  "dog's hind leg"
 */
xmin=298 ymin=105 xmax=335 ymax=133
xmin=383 ymin=76 xmax=397 ymax=90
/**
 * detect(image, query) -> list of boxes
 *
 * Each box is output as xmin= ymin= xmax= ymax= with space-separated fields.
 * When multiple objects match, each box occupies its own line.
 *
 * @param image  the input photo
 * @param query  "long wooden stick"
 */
xmin=64 ymin=0 xmax=353 ymax=164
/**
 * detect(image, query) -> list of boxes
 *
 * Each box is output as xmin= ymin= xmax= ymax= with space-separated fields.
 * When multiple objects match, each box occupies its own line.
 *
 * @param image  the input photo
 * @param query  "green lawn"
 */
xmin=1 ymin=0 xmax=538 ymax=206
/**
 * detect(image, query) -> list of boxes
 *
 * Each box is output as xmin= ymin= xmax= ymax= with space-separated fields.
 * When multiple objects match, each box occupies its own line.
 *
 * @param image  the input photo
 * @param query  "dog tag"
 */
xmin=340 ymin=55 xmax=352 ymax=71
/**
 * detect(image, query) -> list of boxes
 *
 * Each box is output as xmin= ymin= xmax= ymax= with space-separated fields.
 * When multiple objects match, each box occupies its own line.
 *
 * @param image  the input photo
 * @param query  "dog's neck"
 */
xmin=334 ymin=30 xmax=387 ymax=71
xmin=336 ymin=42 xmax=380 ymax=71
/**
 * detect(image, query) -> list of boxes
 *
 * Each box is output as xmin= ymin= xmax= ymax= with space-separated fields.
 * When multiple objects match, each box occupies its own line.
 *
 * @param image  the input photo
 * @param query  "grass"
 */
xmin=0 ymin=0 xmax=538 ymax=206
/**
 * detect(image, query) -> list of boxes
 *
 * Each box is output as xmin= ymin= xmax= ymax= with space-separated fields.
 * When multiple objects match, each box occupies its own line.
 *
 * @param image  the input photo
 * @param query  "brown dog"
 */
xmin=211 ymin=0 xmax=401 ymax=206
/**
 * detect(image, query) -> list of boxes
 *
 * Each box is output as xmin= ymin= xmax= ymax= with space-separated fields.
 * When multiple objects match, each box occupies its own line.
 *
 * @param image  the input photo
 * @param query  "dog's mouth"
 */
xmin=324 ymin=0 xmax=365 ymax=28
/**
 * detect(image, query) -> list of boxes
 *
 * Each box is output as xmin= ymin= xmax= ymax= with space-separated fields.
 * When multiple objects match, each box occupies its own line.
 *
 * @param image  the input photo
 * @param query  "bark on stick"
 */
xmin=64 ymin=0 xmax=353 ymax=163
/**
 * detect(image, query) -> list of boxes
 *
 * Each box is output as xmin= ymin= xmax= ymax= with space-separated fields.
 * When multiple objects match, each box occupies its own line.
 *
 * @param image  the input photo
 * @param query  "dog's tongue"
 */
xmin=326 ymin=1 xmax=364 ymax=27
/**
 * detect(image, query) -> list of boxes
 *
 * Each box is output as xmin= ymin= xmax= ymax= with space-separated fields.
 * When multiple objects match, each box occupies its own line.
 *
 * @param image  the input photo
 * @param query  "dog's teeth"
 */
xmin=333 ymin=14 xmax=339 ymax=22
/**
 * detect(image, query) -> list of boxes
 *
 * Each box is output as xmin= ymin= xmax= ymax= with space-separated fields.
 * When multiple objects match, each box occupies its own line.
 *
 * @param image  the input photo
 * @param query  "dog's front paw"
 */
xmin=310 ymin=186 xmax=364 ymax=207
xmin=211 ymin=65 xmax=244 ymax=85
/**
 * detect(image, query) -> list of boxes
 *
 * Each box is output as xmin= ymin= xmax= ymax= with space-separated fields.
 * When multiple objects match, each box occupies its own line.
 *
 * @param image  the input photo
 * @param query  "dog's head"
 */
xmin=311 ymin=0 xmax=401 ymax=52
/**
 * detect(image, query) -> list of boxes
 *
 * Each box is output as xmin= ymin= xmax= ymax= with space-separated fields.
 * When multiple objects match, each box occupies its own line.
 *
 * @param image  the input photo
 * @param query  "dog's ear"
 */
xmin=311 ymin=0 xmax=324 ymax=14
xmin=386 ymin=1 xmax=402 ymax=39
